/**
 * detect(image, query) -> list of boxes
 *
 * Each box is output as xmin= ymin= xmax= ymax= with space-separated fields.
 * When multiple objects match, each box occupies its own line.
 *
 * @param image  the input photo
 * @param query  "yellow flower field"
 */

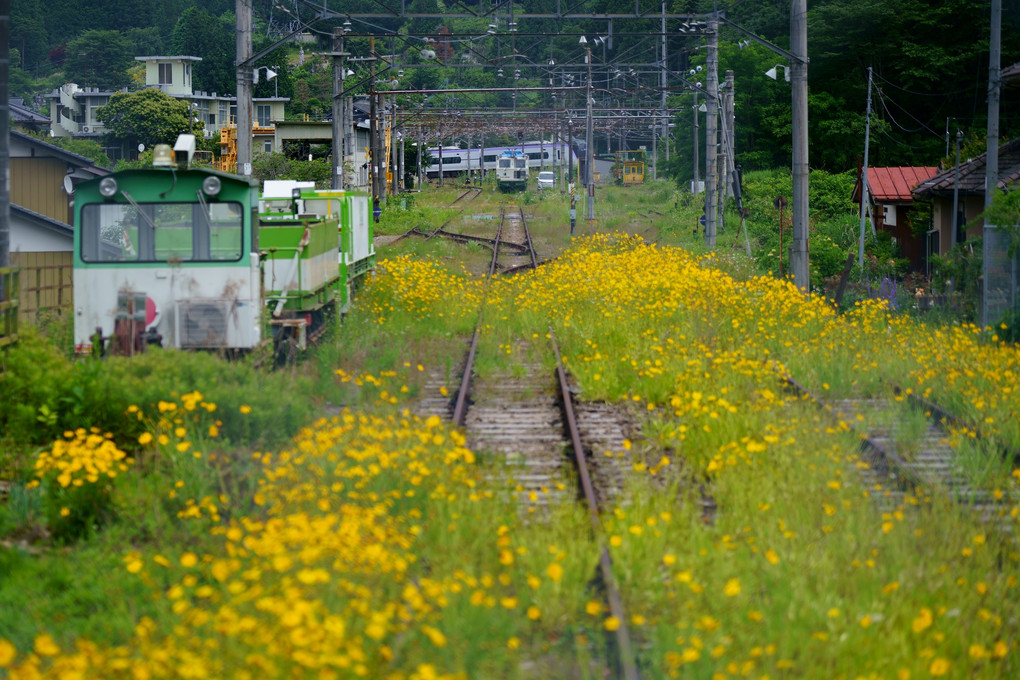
xmin=3 ymin=235 xmax=1019 ymax=678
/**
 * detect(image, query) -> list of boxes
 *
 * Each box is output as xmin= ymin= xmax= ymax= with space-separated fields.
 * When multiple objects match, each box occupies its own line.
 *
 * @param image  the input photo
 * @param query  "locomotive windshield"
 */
xmin=80 ymin=202 xmax=244 ymax=263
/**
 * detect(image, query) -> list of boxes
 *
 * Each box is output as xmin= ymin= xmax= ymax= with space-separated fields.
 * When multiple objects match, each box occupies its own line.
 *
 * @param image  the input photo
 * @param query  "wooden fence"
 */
xmin=0 ymin=267 xmax=19 ymax=348
xmin=10 ymin=251 xmax=73 ymax=325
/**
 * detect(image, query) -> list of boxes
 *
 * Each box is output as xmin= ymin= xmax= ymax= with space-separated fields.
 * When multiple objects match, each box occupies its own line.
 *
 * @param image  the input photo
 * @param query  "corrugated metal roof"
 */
xmin=865 ymin=167 xmax=938 ymax=202
xmin=913 ymin=138 xmax=1020 ymax=198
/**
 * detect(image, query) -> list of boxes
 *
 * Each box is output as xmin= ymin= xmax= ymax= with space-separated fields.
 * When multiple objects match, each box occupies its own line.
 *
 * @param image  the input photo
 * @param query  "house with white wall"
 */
xmin=46 ymin=55 xmax=288 ymax=161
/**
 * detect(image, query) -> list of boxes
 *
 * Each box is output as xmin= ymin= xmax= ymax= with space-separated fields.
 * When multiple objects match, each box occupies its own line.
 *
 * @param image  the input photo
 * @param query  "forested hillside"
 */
xmin=9 ymin=0 xmax=1020 ymax=176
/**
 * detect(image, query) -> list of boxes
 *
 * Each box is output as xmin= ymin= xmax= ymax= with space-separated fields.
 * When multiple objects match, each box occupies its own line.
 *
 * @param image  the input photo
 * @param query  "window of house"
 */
xmin=256 ymin=104 xmax=272 ymax=126
xmin=264 ymin=140 xmax=273 ymax=153
xmin=158 ymin=63 xmax=173 ymax=85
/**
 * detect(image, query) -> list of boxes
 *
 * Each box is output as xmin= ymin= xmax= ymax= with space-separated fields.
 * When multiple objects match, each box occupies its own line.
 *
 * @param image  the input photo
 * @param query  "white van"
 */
xmin=537 ymin=171 xmax=555 ymax=189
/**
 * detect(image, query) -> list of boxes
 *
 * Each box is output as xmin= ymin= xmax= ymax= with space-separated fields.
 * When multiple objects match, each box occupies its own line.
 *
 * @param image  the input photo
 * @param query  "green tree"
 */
xmin=65 ymin=30 xmax=133 ymax=90
xmin=171 ymin=8 xmax=236 ymax=95
xmin=10 ymin=0 xmax=49 ymax=71
xmin=96 ymin=88 xmax=200 ymax=151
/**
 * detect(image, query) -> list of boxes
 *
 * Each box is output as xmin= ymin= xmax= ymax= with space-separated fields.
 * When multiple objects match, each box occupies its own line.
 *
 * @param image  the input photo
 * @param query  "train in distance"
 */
xmin=424 ymin=140 xmax=577 ymax=179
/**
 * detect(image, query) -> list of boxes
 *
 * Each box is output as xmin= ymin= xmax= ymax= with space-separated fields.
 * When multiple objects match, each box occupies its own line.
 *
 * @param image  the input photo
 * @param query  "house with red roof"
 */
xmin=852 ymin=166 xmax=939 ymax=273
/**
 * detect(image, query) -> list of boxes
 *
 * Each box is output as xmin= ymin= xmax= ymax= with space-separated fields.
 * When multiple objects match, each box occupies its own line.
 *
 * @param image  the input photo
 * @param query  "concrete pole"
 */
xmin=692 ymin=91 xmax=699 ymax=196
xmin=661 ymin=1 xmax=668 ymax=171
xmin=390 ymin=100 xmax=398 ymax=196
xmin=585 ymin=47 xmax=595 ymax=228
xmin=568 ymin=118 xmax=574 ymax=187
xmin=369 ymin=38 xmax=380 ymax=205
xmin=704 ymin=18 xmax=719 ymax=248
xmin=651 ymin=129 xmax=657 ymax=181
xmin=416 ymin=134 xmax=423 ymax=189
xmin=331 ymin=27 xmax=344 ymax=190
xmin=725 ymin=70 xmax=735 ymax=196
xmin=0 ymin=0 xmax=9 ymax=274
xmin=982 ymin=0 xmax=1001 ymax=327
xmin=858 ymin=66 xmax=873 ymax=267
xmin=235 ymin=0 xmax=253 ymax=176
xmin=790 ymin=0 xmax=810 ymax=290
xmin=378 ymin=92 xmax=387 ymax=202
xmin=345 ymin=96 xmax=353 ymax=186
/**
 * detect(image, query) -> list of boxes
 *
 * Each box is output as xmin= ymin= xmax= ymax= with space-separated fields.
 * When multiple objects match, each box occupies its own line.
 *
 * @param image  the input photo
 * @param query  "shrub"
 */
xmin=27 ymin=429 xmax=133 ymax=542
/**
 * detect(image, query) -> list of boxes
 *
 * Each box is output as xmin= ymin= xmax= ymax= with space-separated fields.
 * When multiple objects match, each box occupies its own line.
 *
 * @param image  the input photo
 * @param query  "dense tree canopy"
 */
xmin=64 ymin=30 xmax=134 ymax=90
xmin=171 ymin=8 xmax=236 ymax=96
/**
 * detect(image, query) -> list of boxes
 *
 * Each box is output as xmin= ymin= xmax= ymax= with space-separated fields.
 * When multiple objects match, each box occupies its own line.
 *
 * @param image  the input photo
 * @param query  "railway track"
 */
xmin=428 ymin=209 xmax=639 ymax=679
xmin=386 ymin=186 xmax=484 ymax=246
xmin=783 ymin=373 xmax=1018 ymax=532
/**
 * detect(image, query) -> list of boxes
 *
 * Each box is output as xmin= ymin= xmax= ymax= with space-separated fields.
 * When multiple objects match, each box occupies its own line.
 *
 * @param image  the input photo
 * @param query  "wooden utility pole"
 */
xmin=790 ymin=0 xmax=809 ymax=290
xmin=235 ymin=0 xmax=253 ymax=176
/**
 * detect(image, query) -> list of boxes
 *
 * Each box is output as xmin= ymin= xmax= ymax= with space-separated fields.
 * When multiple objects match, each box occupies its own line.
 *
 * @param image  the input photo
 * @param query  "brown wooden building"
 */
xmin=8 ymin=131 xmax=107 ymax=323
xmin=852 ymin=166 xmax=938 ymax=273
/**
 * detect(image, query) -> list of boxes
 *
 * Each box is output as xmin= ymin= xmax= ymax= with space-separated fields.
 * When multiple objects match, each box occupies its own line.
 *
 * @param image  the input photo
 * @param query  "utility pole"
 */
xmin=331 ymin=26 xmax=345 ymax=190
xmin=584 ymin=41 xmax=595 ymax=229
xmin=982 ymin=0 xmax=1001 ymax=327
xmin=858 ymin=66 xmax=873 ymax=267
xmin=416 ymin=134 xmax=423 ymax=189
xmin=390 ymin=101 xmax=399 ymax=196
xmin=378 ymin=90 xmax=387 ymax=203
xmin=659 ymin=0 xmax=667 ymax=181
xmin=0 ymin=0 xmax=9 ymax=276
xmin=790 ymin=0 xmax=809 ymax=290
xmin=568 ymin=118 xmax=574 ymax=188
xmin=704 ymin=16 xmax=718 ymax=247
xmin=692 ymin=91 xmax=699 ymax=196
xmin=369 ymin=37 xmax=380 ymax=213
xmin=724 ymin=70 xmax=735 ymax=195
xmin=235 ymin=0 xmax=253 ymax=176
xmin=952 ymin=129 xmax=962 ymax=245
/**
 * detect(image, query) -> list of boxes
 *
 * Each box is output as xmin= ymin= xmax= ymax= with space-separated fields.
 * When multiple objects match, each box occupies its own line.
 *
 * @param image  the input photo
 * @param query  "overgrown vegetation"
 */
xmin=3 ymin=185 xmax=1019 ymax=675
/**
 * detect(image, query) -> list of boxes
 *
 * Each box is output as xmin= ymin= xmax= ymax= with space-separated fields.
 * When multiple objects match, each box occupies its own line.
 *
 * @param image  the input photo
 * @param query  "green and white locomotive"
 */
xmin=73 ymin=134 xmax=374 ymax=356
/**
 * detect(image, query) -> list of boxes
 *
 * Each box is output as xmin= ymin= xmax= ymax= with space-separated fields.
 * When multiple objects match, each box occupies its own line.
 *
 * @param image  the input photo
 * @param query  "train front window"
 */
xmin=81 ymin=201 xmax=244 ymax=263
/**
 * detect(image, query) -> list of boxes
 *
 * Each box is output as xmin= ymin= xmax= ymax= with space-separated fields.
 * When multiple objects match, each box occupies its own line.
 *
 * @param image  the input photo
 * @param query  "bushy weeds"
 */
xmin=1 ymin=339 xmax=313 ymax=461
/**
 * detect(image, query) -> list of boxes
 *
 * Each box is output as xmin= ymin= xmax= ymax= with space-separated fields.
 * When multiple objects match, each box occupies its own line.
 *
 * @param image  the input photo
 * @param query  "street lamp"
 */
xmin=254 ymin=66 xmax=279 ymax=97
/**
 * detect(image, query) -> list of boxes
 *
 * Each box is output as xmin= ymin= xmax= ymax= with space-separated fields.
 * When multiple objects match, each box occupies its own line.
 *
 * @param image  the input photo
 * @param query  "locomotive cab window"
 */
xmin=81 ymin=201 xmax=244 ymax=263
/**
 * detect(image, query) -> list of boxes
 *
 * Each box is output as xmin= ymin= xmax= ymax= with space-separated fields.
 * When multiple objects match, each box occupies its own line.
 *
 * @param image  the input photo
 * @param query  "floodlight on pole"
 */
xmin=765 ymin=65 xmax=790 ymax=82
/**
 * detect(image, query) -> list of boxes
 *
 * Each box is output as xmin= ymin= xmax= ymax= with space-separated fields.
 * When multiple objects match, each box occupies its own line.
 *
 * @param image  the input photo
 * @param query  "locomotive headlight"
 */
xmin=98 ymin=177 xmax=119 ymax=198
xmin=202 ymin=175 xmax=222 ymax=197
